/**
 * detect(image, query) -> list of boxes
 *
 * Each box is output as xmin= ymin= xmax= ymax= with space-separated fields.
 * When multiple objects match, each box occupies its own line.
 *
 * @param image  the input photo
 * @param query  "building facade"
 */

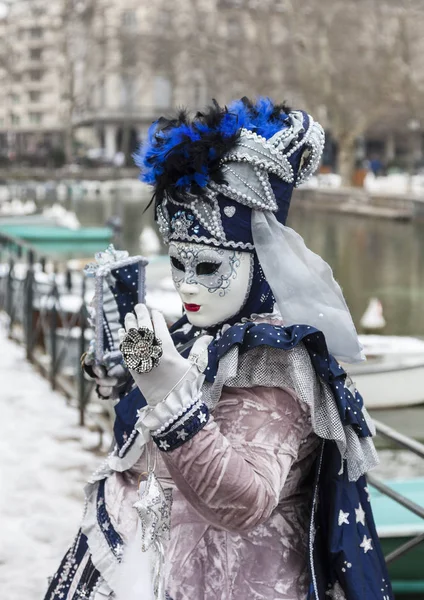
xmin=0 ymin=0 xmax=68 ymax=162
xmin=0 ymin=0 xmax=422 ymax=172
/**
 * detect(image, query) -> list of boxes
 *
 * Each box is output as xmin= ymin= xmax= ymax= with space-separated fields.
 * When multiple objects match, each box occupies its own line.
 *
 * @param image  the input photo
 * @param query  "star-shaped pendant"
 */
xmin=133 ymin=471 xmax=172 ymax=553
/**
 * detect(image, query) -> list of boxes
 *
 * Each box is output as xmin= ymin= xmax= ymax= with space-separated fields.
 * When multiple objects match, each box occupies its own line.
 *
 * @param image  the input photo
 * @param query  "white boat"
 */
xmin=346 ymin=335 xmax=424 ymax=409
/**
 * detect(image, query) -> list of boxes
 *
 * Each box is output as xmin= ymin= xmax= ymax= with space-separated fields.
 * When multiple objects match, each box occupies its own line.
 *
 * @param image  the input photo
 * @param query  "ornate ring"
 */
xmin=119 ymin=327 xmax=163 ymax=374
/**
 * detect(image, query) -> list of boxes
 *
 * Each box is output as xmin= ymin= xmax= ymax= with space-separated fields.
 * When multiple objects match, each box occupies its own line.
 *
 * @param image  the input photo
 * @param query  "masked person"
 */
xmin=45 ymin=98 xmax=393 ymax=600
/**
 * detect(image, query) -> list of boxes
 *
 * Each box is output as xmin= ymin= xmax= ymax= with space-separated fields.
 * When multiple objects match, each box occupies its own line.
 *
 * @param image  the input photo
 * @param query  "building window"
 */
xmin=29 ymin=91 xmax=41 ymax=103
xmin=120 ymin=74 xmax=134 ymax=108
xmin=29 ymin=112 xmax=43 ymax=124
xmin=154 ymin=76 xmax=172 ymax=109
xmin=11 ymin=114 xmax=20 ymax=126
xmin=10 ymin=93 xmax=20 ymax=104
xmin=121 ymin=10 xmax=137 ymax=28
xmin=30 ymin=48 xmax=42 ymax=61
xmin=30 ymin=70 xmax=43 ymax=82
xmin=29 ymin=27 xmax=43 ymax=39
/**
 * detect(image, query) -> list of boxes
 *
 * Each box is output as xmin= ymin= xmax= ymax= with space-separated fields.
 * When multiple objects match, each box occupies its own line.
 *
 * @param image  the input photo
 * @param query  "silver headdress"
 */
xmin=137 ymin=98 xmax=363 ymax=363
xmin=155 ymin=111 xmax=325 ymax=250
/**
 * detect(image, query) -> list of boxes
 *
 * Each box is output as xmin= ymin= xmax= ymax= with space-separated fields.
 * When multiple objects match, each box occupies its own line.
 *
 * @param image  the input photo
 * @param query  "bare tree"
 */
xmin=60 ymin=0 xmax=424 ymax=178
xmin=156 ymin=0 xmax=424 ymax=185
xmin=280 ymin=0 xmax=424 ymax=184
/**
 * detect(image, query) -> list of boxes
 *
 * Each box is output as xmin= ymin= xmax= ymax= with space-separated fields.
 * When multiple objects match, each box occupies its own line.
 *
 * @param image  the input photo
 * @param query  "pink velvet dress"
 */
xmin=106 ymin=384 xmax=319 ymax=600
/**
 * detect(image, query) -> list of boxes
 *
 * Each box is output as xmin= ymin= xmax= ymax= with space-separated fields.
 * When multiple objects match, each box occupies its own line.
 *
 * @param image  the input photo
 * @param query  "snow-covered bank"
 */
xmin=0 ymin=322 xmax=102 ymax=600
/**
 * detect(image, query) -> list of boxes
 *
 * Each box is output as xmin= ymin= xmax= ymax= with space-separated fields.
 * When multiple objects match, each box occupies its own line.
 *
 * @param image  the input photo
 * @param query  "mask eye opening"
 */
xmin=196 ymin=262 xmax=221 ymax=276
xmin=171 ymin=256 xmax=185 ymax=271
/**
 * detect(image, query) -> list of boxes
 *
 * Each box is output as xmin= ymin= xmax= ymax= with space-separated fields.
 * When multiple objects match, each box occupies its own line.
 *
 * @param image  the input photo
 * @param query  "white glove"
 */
xmin=118 ymin=304 xmax=212 ymax=407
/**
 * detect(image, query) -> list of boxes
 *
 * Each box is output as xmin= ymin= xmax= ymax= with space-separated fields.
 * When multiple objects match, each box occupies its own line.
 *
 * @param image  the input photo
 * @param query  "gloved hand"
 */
xmin=92 ymin=363 xmax=129 ymax=400
xmin=83 ymin=345 xmax=130 ymax=400
xmin=119 ymin=304 xmax=212 ymax=407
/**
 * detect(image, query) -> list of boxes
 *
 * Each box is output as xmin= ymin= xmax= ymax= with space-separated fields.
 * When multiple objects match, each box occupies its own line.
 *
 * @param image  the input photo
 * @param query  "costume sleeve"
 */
xmin=140 ymin=381 xmax=313 ymax=533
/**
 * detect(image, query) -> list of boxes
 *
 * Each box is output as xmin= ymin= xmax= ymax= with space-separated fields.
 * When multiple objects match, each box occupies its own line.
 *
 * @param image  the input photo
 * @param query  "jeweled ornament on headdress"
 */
xmin=134 ymin=97 xmax=325 ymax=250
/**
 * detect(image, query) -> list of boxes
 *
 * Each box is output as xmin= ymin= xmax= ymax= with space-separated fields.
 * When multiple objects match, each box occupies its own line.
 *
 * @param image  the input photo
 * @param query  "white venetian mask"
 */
xmin=169 ymin=242 xmax=253 ymax=328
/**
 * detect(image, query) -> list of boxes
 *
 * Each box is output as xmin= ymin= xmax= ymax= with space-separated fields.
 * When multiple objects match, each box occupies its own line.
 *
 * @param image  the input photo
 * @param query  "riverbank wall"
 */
xmin=293 ymin=187 xmax=424 ymax=221
xmin=1 ymin=167 xmax=424 ymax=220
xmin=0 ymin=166 xmax=139 ymax=182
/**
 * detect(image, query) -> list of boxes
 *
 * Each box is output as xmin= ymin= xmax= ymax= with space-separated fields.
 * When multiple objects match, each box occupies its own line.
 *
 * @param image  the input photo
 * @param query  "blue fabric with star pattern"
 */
xmin=152 ymin=401 xmax=210 ymax=452
xmin=110 ymin=263 xmax=141 ymax=325
xmin=96 ymin=479 xmax=124 ymax=560
xmin=309 ymin=441 xmax=394 ymax=600
xmin=44 ymin=530 xmax=101 ymax=600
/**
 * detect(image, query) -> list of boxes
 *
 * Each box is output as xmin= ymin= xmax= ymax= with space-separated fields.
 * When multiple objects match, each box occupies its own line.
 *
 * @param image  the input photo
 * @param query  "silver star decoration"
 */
xmin=76 ymin=584 xmax=90 ymax=599
xmin=198 ymin=411 xmax=207 ymax=424
xmin=133 ymin=472 xmax=172 ymax=553
xmin=338 ymin=510 xmax=350 ymax=526
xmin=360 ymin=534 xmax=373 ymax=553
xmin=101 ymin=522 xmax=110 ymax=531
xmin=176 ymin=429 xmax=188 ymax=441
xmin=355 ymin=503 xmax=366 ymax=526
xmin=159 ymin=439 xmax=170 ymax=450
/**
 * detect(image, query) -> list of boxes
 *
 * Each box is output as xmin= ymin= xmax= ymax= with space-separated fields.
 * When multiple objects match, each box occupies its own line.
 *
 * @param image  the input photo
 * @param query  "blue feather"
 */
xmin=134 ymin=97 xmax=294 ymax=192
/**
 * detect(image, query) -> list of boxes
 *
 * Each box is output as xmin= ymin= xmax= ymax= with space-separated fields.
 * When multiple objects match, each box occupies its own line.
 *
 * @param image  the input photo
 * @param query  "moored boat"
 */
xmin=0 ymin=223 xmax=113 ymax=257
xmin=370 ymin=478 xmax=424 ymax=596
xmin=346 ymin=336 xmax=424 ymax=410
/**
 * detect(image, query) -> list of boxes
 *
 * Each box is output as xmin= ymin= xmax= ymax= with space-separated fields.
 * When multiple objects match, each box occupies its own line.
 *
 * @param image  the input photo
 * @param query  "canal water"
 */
xmin=66 ymin=194 xmax=424 ymax=337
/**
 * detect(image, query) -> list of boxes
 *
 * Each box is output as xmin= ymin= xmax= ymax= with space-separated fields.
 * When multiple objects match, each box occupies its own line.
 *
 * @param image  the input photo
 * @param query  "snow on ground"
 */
xmin=0 ymin=321 xmax=104 ymax=600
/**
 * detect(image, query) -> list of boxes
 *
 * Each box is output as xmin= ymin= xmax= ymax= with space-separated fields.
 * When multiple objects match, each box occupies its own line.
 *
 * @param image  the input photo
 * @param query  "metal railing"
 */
xmin=0 ymin=231 xmax=96 ymax=427
xmin=369 ymin=419 xmax=424 ymax=566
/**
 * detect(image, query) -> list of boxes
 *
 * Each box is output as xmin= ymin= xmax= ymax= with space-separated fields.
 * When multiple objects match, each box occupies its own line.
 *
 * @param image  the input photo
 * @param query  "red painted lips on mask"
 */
xmin=184 ymin=303 xmax=201 ymax=312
